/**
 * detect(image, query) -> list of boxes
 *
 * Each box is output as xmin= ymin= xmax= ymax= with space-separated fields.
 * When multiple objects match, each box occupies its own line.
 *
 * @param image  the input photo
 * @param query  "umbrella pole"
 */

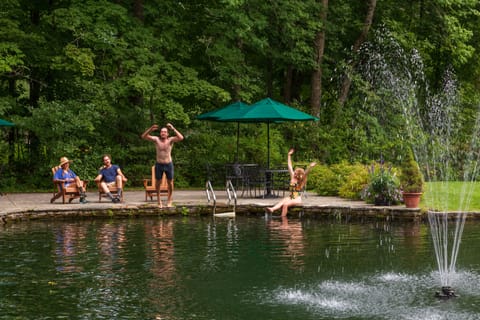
xmin=265 ymin=122 xmax=274 ymax=198
xmin=236 ymin=122 xmax=240 ymax=163
xmin=267 ymin=123 xmax=270 ymax=169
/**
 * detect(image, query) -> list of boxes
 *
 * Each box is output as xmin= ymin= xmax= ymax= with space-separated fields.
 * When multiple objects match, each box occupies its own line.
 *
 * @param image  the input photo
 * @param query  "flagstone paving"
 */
xmin=0 ymin=190 xmax=428 ymax=224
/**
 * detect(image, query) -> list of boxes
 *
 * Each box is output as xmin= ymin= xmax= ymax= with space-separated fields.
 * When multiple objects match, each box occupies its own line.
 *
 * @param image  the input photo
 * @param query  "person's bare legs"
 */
xmin=74 ymin=177 xmax=87 ymax=203
xmin=115 ymin=175 xmax=123 ymax=201
xmin=100 ymin=181 xmax=118 ymax=202
xmin=280 ymin=197 xmax=302 ymax=217
xmin=100 ymin=181 xmax=110 ymax=194
xmin=74 ymin=177 xmax=83 ymax=190
xmin=266 ymin=197 xmax=288 ymax=213
xmin=166 ymin=179 xmax=174 ymax=207
xmin=116 ymin=175 xmax=123 ymax=189
xmin=155 ymin=180 xmax=163 ymax=208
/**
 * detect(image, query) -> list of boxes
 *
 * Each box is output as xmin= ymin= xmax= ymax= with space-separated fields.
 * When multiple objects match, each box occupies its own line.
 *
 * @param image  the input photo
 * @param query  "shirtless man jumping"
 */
xmin=141 ymin=123 xmax=184 ymax=208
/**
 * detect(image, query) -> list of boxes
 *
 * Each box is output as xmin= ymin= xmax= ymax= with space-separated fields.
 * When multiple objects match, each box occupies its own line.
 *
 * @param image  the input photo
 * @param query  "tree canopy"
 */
xmin=1 ymin=0 xmax=480 ymax=190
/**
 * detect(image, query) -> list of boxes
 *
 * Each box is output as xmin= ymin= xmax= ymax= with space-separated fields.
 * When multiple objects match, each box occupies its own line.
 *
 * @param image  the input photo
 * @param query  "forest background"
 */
xmin=1 ymin=0 xmax=480 ymax=192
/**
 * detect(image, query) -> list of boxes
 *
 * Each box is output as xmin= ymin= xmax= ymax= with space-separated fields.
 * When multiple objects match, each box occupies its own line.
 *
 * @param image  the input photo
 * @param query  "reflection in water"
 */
xmin=267 ymin=216 xmax=305 ymax=269
xmin=96 ymin=223 xmax=127 ymax=272
xmin=205 ymin=218 xmax=239 ymax=272
xmin=145 ymin=220 xmax=175 ymax=283
xmin=144 ymin=219 xmax=177 ymax=319
xmin=54 ymin=223 xmax=88 ymax=273
xmin=2 ymin=218 xmax=480 ymax=319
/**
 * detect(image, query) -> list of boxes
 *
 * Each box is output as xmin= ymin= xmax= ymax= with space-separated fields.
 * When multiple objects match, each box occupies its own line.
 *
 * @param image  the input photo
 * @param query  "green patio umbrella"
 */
xmin=0 ymin=119 xmax=14 ymax=127
xmin=196 ymin=101 xmax=250 ymax=162
xmin=196 ymin=101 xmax=249 ymax=121
xmin=218 ymin=98 xmax=319 ymax=169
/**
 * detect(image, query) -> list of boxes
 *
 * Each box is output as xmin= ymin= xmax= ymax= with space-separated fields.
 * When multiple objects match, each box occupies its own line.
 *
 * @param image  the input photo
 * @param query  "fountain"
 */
xmin=435 ymin=286 xmax=458 ymax=299
xmin=358 ymin=27 xmax=480 ymax=298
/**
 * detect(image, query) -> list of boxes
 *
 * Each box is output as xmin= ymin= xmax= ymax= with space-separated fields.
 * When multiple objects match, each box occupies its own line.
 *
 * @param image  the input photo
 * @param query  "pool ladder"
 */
xmin=205 ymin=179 xmax=237 ymax=217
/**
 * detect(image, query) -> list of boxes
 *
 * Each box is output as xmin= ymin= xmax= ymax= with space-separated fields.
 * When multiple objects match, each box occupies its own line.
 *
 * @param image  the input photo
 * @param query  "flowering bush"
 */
xmin=362 ymin=161 xmax=402 ymax=205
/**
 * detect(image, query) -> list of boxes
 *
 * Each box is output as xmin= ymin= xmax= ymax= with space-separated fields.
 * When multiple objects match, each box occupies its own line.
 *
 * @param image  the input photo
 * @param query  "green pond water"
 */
xmin=1 ymin=216 xmax=480 ymax=319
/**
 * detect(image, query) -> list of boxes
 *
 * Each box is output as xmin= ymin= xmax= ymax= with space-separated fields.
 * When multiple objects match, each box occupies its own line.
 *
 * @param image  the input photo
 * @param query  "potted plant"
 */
xmin=399 ymin=149 xmax=424 ymax=208
xmin=362 ymin=161 xmax=402 ymax=206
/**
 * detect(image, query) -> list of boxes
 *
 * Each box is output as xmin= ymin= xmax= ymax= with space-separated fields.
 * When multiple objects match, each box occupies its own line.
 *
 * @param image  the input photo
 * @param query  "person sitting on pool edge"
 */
xmin=265 ymin=148 xmax=316 ymax=217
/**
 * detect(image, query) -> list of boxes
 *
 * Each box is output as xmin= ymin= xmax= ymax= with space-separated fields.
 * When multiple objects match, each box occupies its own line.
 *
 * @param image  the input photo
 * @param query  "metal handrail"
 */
xmin=226 ymin=179 xmax=237 ymax=213
xmin=205 ymin=180 xmax=217 ymax=214
xmin=205 ymin=180 xmax=236 ymax=217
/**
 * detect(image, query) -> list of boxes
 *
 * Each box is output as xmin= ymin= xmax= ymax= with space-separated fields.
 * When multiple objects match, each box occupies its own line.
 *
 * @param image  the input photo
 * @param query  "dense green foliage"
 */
xmin=1 ymin=0 xmax=480 ymax=191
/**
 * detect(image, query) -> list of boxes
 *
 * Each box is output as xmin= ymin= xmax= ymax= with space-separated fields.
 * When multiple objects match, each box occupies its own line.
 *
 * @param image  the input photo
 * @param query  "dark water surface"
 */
xmin=1 ymin=216 xmax=480 ymax=319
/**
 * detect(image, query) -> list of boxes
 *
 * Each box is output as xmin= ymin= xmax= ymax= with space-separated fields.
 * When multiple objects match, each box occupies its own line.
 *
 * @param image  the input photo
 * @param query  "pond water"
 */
xmin=1 ymin=216 xmax=480 ymax=319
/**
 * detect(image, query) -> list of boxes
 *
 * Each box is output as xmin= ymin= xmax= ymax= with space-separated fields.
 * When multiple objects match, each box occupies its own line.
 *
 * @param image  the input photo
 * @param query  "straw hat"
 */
xmin=59 ymin=156 xmax=72 ymax=166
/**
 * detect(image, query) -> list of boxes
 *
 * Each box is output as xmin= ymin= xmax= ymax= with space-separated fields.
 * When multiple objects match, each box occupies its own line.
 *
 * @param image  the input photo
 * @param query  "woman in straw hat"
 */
xmin=51 ymin=156 xmax=87 ymax=203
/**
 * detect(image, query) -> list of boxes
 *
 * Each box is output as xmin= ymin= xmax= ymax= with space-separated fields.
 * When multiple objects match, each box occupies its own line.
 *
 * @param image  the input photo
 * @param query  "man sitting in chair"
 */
xmin=51 ymin=156 xmax=87 ymax=204
xmin=94 ymin=154 xmax=127 ymax=203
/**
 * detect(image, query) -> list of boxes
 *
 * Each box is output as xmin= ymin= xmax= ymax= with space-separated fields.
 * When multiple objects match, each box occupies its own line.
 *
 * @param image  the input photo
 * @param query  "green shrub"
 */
xmin=399 ymin=149 xmax=424 ymax=193
xmin=309 ymin=161 xmax=369 ymax=197
xmin=330 ymin=161 xmax=361 ymax=191
xmin=308 ymin=164 xmax=338 ymax=196
xmin=338 ymin=164 xmax=369 ymax=200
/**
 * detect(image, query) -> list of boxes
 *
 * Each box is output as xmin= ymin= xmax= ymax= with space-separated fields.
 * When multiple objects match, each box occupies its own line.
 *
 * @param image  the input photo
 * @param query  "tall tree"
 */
xmin=310 ymin=0 xmax=328 ymax=117
xmin=337 ymin=0 xmax=377 ymax=107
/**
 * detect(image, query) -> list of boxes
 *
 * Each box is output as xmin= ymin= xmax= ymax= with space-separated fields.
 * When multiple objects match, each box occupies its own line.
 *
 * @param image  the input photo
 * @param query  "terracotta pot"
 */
xmin=403 ymin=192 xmax=422 ymax=208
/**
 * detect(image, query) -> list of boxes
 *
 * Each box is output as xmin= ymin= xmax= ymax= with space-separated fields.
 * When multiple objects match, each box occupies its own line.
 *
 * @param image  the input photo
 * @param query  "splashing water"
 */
xmin=428 ymin=212 xmax=467 ymax=286
xmin=268 ymin=270 xmax=480 ymax=319
xmin=358 ymin=28 xmax=480 ymax=288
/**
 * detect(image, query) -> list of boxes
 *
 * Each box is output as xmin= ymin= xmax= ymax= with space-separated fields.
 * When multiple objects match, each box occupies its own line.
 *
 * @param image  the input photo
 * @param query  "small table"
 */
xmin=264 ymin=169 xmax=289 ymax=198
xmin=225 ymin=163 xmax=260 ymax=197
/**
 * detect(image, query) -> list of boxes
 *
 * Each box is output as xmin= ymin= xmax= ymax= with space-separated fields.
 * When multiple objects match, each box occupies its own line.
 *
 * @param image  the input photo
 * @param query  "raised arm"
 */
xmin=305 ymin=161 xmax=317 ymax=176
xmin=141 ymin=124 xmax=159 ymax=141
xmin=166 ymin=123 xmax=184 ymax=142
xmin=287 ymin=148 xmax=295 ymax=176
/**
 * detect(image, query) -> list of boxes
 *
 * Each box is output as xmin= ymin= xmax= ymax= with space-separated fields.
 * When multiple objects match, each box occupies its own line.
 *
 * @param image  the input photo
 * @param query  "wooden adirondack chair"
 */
xmin=143 ymin=166 xmax=168 ymax=201
xmin=96 ymin=176 xmax=127 ymax=202
xmin=95 ymin=165 xmax=128 ymax=202
xmin=96 ymin=181 xmax=123 ymax=202
xmin=51 ymin=166 xmax=88 ymax=204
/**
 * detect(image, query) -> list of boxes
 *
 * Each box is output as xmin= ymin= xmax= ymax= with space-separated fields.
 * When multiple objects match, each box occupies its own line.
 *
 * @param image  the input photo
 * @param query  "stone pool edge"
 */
xmin=3 ymin=190 xmax=480 ymax=224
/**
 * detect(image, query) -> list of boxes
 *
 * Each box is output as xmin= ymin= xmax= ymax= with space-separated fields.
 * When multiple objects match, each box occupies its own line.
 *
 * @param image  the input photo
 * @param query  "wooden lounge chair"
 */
xmin=95 ymin=178 xmax=126 ymax=202
xmin=143 ymin=166 xmax=168 ymax=201
xmin=51 ymin=166 xmax=88 ymax=204
xmin=95 ymin=166 xmax=127 ymax=202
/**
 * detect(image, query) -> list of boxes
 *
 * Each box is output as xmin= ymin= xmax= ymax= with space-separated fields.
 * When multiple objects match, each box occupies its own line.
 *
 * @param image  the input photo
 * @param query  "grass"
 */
xmin=422 ymin=181 xmax=480 ymax=212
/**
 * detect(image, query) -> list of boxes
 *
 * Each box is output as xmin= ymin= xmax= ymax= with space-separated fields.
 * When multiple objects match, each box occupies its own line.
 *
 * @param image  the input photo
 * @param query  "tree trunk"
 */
xmin=29 ymin=7 xmax=41 ymax=107
xmin=266 ymin=58 xmax=273 ymax=98
xmin=232 ymin=39 xmax=244 ymax=101
xmin=283 ymin=65 xmax=293 ymax=104
xmin=310 ymin=0 xmax=328 ymax=118
xmin=337 ymin=0 xmax=377 ymax=107
xmin=133 ymin=0 xmax=144 ymax=22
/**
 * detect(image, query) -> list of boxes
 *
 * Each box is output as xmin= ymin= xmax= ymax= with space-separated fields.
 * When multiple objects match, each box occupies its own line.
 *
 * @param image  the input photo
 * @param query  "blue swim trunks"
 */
xmin=155 ymin=162 xmax=174 ymax=180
